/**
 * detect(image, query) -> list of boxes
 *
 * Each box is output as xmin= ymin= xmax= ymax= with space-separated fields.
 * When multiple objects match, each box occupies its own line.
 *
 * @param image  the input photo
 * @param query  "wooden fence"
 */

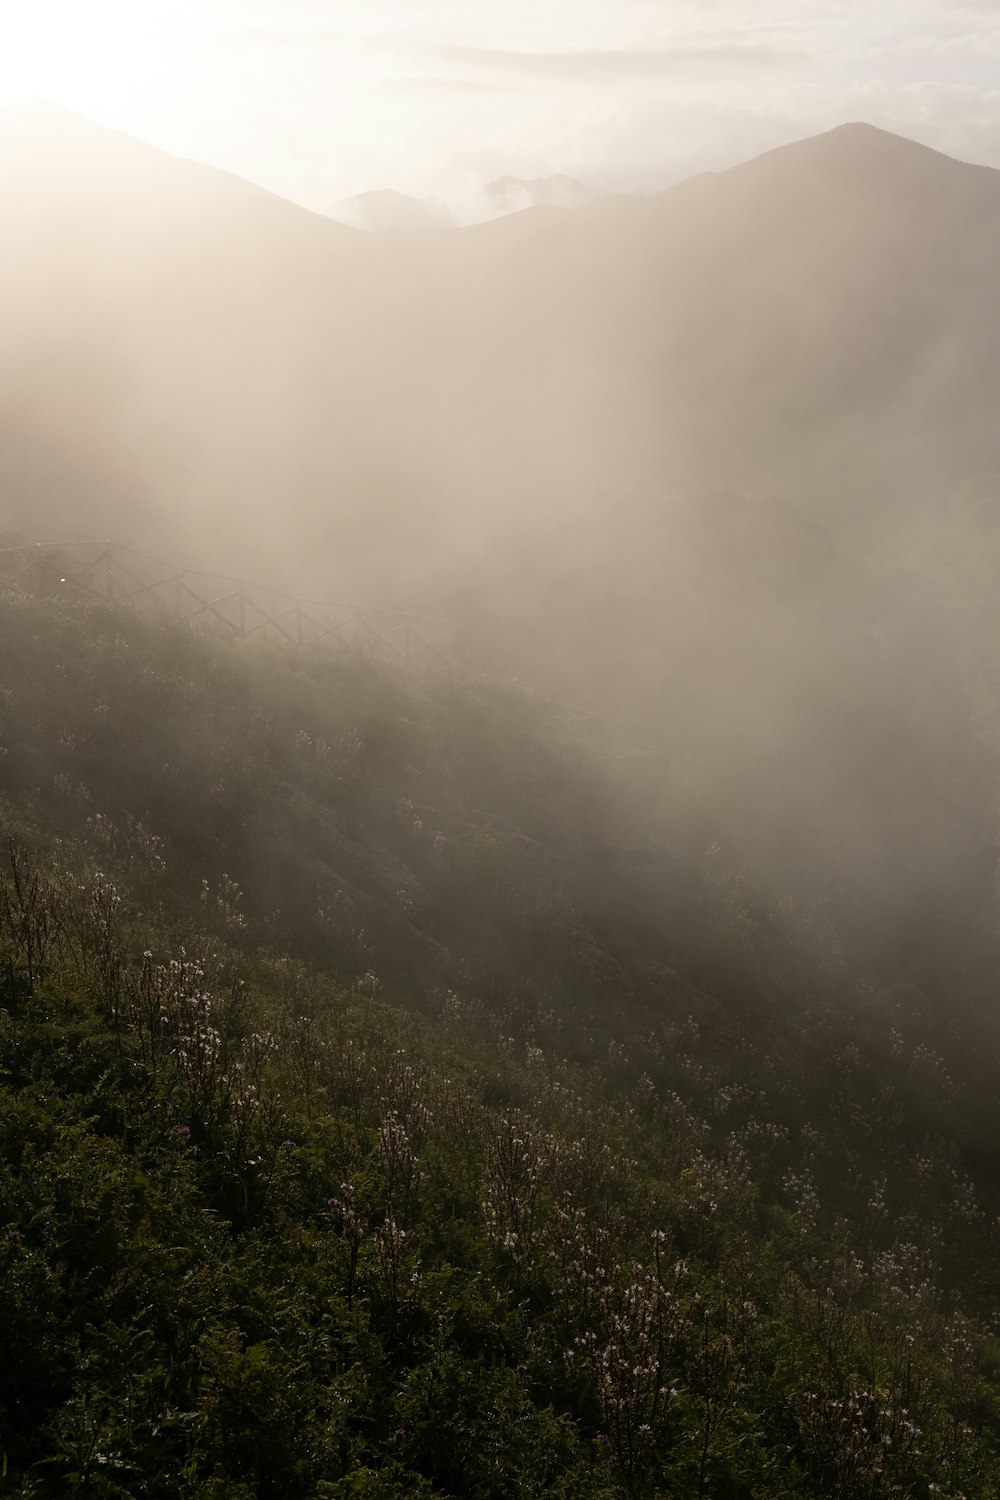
xmin=0 ymin=539 xmax=471 ymax=667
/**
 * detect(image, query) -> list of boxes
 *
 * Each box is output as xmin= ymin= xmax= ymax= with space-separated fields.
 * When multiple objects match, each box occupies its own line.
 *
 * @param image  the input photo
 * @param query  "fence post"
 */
xmin=296 ymin=601 xmax=303 ymax=645
xmin=238 ymin=582 xmax=246 ymax=635
xmin=104 ymin=541 xmax=115 ymax=602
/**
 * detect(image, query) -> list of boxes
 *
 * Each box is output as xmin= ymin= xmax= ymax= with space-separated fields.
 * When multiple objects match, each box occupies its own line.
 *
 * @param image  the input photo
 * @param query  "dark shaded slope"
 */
xmin=0 ymin=587 xmax=763 ymax=1027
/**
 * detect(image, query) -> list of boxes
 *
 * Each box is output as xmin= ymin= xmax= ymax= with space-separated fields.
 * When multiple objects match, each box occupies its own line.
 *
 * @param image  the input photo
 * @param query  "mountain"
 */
xmin=5 ymin=111 xmax=1000 ymax=1491
xmin=327 ymin=186 xmax=453 ymax=231
xmin=440 ymin=121 xmax=1000 ymax=550
xmin=328 ymin=173 xmax=603 ymax=231
xmin=5 ymin=106 xmax=1000 ymax=582
xmin=6 ymin=109 xmax=1000 ymax=808
xmin=466 ymin=172 xmax=603 ymax=221
xmin=6 ymin=106 xmax=1000 ymax=896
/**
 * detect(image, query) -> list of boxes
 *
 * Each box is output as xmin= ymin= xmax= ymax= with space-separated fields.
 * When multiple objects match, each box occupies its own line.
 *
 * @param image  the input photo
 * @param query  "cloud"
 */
xmin=421 ymin=42 xmax=811 ymax=84
xmin=58 ymin=0 xmax=1000 ymax=208
xmin=193 ymin=25 xmax=347 ymax=50
xmin=391 ymin=75 xmax=523 ymax=96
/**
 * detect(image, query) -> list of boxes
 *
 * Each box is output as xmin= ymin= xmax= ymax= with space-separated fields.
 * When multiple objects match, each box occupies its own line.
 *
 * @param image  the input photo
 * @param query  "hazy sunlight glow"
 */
xmin=1 ymin=0 xmax=999 ymax=209
xmin=0 ymin=1 xmax=193 ymax=119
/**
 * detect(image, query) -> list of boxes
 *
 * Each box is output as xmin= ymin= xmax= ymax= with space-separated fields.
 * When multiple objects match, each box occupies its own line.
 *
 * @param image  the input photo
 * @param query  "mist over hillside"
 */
xmin=4 ymin=93 xmax=1000 ymax=1497
xmin=4 ymin=102 xmax=1000 ymax=954
xmin=1 ymin=104 xmax=998 ymax=1155
xmin=5 ymin=105 xmax=1000 ymax=590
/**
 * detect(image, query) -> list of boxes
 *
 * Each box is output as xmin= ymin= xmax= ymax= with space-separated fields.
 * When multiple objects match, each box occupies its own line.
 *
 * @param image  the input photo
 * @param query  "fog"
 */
xmin=4 ymin=99 xmax=1000 ymax=989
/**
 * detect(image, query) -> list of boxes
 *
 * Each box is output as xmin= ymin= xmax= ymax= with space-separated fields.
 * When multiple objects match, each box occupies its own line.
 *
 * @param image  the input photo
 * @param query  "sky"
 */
xmin=2 ymin=0 xmax=1000 ymax=208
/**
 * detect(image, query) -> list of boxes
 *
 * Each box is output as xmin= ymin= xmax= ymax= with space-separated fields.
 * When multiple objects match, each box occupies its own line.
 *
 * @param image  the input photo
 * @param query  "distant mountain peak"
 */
xmin=746 ymin=118 xmax=983 ymax=177
xmin=327 ymin=187 xmax=452 ymax=231
xmin=478 ymin=173 xmax=597 ymax=215
xmin=828 ymin=120 xmax=898 ymax=137
xmin=484 ymin=172 xmax=588 ymax=192
xmin=817 ymin=120 xmax=954 ymax=154
xmin=328 ymin=171 xmax=602 ymax=231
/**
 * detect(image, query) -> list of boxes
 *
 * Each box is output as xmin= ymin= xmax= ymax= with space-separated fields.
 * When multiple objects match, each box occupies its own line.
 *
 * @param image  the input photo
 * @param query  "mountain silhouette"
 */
xmin=3 ymin=105 xmax=1000 ymax=586
xmin=328 ymin=187 xmax=453 ymax=231
xmin=329 ymin=173 xmax=602 ymax=231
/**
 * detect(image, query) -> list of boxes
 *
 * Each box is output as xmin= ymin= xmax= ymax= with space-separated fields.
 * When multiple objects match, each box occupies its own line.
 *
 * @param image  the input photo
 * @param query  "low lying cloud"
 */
xmin=423 ymin=42 xmax=811 ymax=82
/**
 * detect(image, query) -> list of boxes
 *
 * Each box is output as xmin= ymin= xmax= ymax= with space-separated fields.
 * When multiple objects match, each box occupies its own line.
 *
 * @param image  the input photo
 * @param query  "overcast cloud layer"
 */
xmin=3 ymin=0 xmax=1000 ymax=204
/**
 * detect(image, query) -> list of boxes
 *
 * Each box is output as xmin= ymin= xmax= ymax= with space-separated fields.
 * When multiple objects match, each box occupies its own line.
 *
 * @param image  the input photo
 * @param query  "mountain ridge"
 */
xmin=0 ymin=96 xmax=358 ymax=239
xmin=328 ymin=170 xmax=603 ymax=230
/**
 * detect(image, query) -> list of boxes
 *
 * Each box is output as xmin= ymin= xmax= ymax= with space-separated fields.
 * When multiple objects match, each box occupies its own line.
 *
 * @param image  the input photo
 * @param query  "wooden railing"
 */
xmin=0 ymin=539 xmax=472 ymax=667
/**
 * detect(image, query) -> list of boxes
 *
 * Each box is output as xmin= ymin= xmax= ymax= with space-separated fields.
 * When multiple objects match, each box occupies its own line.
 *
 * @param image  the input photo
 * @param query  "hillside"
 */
xmin=5 ymin=106 xmax=1000 ymax=1493
xmin=2 ymin=590 xmax=1000 ymax=1495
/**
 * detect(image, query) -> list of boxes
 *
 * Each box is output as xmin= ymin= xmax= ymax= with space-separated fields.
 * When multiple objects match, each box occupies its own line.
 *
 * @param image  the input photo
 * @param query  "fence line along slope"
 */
xmin=0 ymin=538 xmax=471 ymax=666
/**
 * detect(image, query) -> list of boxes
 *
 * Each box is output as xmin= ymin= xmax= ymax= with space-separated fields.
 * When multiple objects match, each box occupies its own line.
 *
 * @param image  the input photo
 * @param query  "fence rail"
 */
xmin=0 ymin=539 xmax=472 ymax=668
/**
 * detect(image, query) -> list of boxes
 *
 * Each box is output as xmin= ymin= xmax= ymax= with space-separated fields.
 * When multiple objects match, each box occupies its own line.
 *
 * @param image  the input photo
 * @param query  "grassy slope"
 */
xmin=1 ymin=593 xmax=999 ymax=1497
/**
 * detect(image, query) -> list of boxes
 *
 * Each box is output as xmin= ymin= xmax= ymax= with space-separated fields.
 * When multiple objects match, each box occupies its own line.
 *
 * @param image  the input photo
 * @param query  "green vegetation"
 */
xmin=1 ymin=591 xmax=999 ymax=1497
